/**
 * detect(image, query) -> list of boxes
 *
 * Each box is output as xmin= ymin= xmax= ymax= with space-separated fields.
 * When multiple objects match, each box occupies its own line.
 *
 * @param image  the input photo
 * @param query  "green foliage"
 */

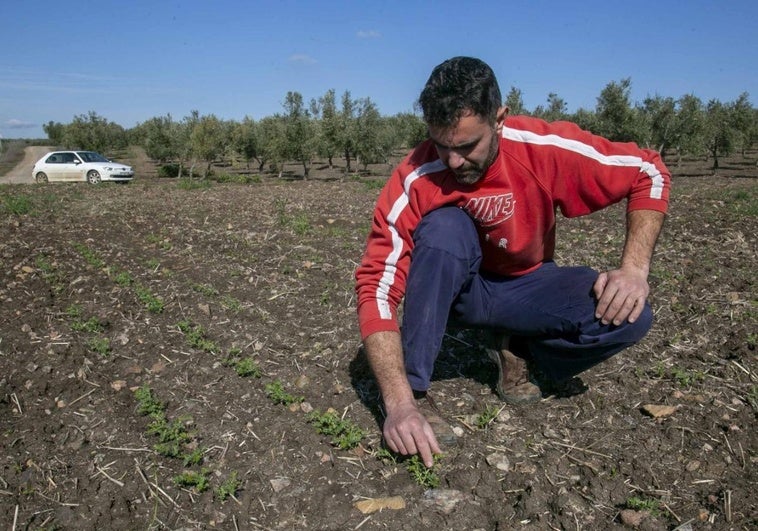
xmin=135 ymin=285 xmax=164 ymax=313
xmin=87 ymin=337 xmax=111 ymax=356
xmin=177 ymin=320 xmax=219 ymax=353
xmin=134 ymin=385 xmax=164 ymax=418
xmin=114 ymin=270 xmax=134 ymax=286
xmin=71 ymin=316 xmax=105 ymax=333
xmin=475 ymin=404 xmax=500 ymax=429
xmin=191 ymin=283 xmax=219 ymax=297
xmin=182 ymin=447 xmax=205 ymax=466
xmin=177 ymin=178 xmax=212 ymax=190
xmin=157 ymin=163 xmax=181 ymax=178
xmin=308 ymin=410 xmax=366 ymax=450
xmin=221 ymin=295 xmax=243 ymax=313
xmin=73 ymin=242 xmax=105 ymax=269
xmin=265 ymin=380 xmax=304 ymax=406
xmin=2 ymin=194 xmax=33 ymax=215
xmin=215 ymin=471 xmax=241 ymax=501
xmin=234 ymin=357 xmax=262 ymax=378
xmin=174 ymin=469 xmax=210 ymax=492
xmin=406 ymin=454 xmax=441 ymax=488
xmin=624 ymin=496 xmax=662 ymax=515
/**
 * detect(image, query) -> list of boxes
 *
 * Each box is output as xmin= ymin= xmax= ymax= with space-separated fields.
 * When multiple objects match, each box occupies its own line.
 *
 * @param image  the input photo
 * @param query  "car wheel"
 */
xmin=87 ymin=170 xmax=102 ymax=184
xmin=35 ymin=172 xmax=49 ymax=183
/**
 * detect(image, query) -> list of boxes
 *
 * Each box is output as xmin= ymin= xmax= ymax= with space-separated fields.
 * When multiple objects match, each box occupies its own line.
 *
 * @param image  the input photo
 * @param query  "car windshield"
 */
xmin=77 ymin=151 xmax=110 ymax=163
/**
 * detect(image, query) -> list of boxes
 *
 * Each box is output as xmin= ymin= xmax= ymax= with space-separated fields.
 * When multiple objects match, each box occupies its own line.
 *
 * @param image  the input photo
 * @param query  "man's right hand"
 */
xmin=382 ymin=400 xmax=441 ymax=468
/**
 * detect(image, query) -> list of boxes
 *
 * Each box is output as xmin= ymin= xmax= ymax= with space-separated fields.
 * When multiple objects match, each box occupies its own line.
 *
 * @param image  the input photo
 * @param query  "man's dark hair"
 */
xmin=418 ymin=56 xmax=502 ymax=127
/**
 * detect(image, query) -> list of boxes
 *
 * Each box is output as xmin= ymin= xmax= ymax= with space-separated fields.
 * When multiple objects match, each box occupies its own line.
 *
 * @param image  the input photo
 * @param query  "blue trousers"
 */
xmin=402 ymin=207 xmax=653 ymax=392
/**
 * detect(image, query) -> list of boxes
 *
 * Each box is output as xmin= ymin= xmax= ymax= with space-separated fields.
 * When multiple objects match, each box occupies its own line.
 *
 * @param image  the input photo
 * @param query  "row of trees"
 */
xmin=44 ymin=80 xmax=756 ymax=177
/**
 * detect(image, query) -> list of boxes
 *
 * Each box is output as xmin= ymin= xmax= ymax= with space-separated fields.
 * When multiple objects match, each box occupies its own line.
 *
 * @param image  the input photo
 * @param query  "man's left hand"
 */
xmin=593 ymin=267 xmax=649 ymax=325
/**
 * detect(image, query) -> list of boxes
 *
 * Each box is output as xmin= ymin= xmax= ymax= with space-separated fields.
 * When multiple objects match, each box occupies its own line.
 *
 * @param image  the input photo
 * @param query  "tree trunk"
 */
xmin=302 ymin=160 xmax=309 ymax=180
xmin=344 ymin=149 xmax=352 ymax=173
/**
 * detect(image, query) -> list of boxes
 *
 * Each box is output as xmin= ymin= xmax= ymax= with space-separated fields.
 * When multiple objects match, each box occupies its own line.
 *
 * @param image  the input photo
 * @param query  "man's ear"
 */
xmin=495 ymin=106 xmax=508 ymax=133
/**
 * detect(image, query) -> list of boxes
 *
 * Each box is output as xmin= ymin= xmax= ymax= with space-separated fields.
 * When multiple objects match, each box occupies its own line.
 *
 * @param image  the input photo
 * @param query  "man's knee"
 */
xmin=414 ymin=207 xmax=480 ymax=260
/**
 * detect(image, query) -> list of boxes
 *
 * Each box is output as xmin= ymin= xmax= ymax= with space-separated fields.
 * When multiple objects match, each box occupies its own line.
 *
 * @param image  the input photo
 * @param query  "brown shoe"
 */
xmin=414 ymin=391 xmax=458 ymax=446
xmin=486 ymin=334 xmax=541 ymax=404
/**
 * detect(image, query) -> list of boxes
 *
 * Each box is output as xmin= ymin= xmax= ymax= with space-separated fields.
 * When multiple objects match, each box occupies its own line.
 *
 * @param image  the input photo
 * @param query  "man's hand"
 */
xmin=593 ymin=267 xmax=649 ymax=325
xmin=382 ymin=400 xmax=441 ymax=468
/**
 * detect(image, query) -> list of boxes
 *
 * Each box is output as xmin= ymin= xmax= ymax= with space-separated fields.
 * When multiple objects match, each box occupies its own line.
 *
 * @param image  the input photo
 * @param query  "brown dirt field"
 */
xmin=0 ymin=151 xmax=756 ymax=530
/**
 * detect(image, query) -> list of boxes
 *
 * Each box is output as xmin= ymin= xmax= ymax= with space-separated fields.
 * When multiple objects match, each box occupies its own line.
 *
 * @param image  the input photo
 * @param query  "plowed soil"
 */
xmin=1 ymin=149 xmax=756 ymax=530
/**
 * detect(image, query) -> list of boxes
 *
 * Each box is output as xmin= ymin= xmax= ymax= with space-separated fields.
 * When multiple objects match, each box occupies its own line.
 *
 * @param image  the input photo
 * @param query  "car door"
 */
xmin=61 ymin=152 xmax=86 ymax=181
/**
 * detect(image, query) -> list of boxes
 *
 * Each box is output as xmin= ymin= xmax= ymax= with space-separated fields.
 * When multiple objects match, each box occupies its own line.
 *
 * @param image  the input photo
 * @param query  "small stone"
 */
xmin=25 ymin=362 xmax=38 ymax=372
xmin=294 ymin=374 xmax=310 ymax=388
xmin=110 ymin=380 xmax=127 ymax=391
xmin=542 ymin=427 xmax=559 ymax=438
xmin=197 ymin=303 xmax=210 ymax=315
xmin=703 ymin=443 xmax=713 ymax=452
xmin=353 ymin=496 xmax=406 ymax=514
xmin=332 ymin=383 xmax=345 ymax=395
xmin=486 ymin=453 xmax=511 ymax=472
xmin=21 ymin=324 xmax=32 ymax=333
xmin=300 ymin=402 xmax=314 ymax=414
xmin=421 ymin=489 xmax=469 ymax=515
xmin=496 ymin=409 xmax=511 ymax=423
xmin=641 ymin=404 xmax=678 ymax=418
xmin=452 ymin=426 xmax=464 ymax=437
xmin=269 ymin=477 xmax=290 ymax=493
xmin=619 ymin=509 xmax=645 ymax=527
xmin=698 ymin=508 xmax=709 ymax=521
xmin=686 ymin=460 xmax=700 ymax=472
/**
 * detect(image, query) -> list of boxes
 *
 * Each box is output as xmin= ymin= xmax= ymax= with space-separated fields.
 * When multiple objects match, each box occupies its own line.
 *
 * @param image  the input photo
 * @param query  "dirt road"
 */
xmin=0 ymin=146 xmax=52 ymax=184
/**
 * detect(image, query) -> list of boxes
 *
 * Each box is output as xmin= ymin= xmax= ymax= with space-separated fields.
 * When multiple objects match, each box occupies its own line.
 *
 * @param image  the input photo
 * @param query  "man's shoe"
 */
xmin=414 ymin=391 xmax=458 ymax=446
xmin=486 ymin=334 xmax=542 ymax=404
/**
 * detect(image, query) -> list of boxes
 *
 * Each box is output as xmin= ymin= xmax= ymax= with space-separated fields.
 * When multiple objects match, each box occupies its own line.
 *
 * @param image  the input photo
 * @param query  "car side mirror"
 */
xmin=73 ymin=160 xmax=81 ymax=165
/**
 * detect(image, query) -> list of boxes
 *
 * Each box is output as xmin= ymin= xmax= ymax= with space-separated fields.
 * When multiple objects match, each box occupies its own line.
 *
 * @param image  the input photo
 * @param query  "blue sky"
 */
xmin=1 ymin=0 xmax=755 ymax=139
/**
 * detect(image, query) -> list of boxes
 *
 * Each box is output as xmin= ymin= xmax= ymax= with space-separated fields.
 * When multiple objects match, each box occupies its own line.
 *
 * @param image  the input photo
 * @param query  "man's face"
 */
xmin=428 ymin=108 xmax=506 ymax=185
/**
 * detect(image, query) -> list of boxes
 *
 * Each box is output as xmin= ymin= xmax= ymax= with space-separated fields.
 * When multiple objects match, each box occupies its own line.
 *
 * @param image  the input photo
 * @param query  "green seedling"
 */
xmin=73 ymin=242 xmax=105 ymax=269
xmin=406 ymin=454 xmax=441 ymax=489
xmin=72 ymin=316 xmax=105 ymax=334
xmin=135 ymin=285 xmax=164 ymax=313
xmin=265 ymin=380 xmax=304 ymax=406
xmin=174 ymin=469 xmax=210 ymax=492
xmin=87 ymin=337 xmax=111 ymax=356
xmin=215 ymin=471 xmax=241 ymax=501
xmin=134 ymin=385 xmax=164 ymax=418
xmin=3 ymin=194 xmax=33 ymax=215
xmin=182 ymin=447 xmax=205 ymax=466
xmin=177 ymin=320 xmax=218 ymax=353
xmin=234 ymin=357 xmax=262 ymax=378
xmin=191 ymin=283 xmax=219 ymax=297
xmin=308 ymin=410 xmax=366 ymax=450
xmin=624 ymin=496 xmax=662 ymax=516
xmin=475 ymin=404 xmax=500 ymax=429
xmin=114 ymin=271 xmax=134 ymax=286
xmin=221 ymin=295 xmax=242 ymax=313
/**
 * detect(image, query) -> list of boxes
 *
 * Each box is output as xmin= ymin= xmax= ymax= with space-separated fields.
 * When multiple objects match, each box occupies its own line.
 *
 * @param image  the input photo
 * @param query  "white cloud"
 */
xmin=5 ymin=119 xmax=36 ymax=129
xmin=356 ymin=30 xmax=381 ymax=39
xmin=288 ymin=54 xmax=317 ymax=65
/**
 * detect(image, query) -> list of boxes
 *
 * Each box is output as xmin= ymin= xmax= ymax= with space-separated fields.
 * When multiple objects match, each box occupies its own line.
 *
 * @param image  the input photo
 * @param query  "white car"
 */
xmin=32 ymin=151 xmax=134 ymax=184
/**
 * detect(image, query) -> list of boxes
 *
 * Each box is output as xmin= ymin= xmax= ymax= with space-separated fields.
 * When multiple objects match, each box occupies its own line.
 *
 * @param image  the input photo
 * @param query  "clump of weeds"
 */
xmin=308 ymin=409 xmax=366 ymax=450
xmin=265 ymin=380 xmax=304 ymax=406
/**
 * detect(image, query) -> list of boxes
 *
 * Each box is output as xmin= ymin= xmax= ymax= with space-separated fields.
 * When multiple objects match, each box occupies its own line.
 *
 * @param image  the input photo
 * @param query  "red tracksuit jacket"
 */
xmin=355 ymin=115 xmax=671 ymax=340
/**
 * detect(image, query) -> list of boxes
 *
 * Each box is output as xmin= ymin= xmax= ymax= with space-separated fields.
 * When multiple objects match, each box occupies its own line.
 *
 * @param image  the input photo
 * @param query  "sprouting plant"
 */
xmin=177 ymin=320 xmax=218 ymax=353
xmin=374 ymin=447 xmax=398 ymax=464
xmin=215 ymin=471 xmax=241 ymax=501
xmin=114 ymin=271 xmax=134 ymax=286
xmin=73 ymin=242 xmax=105 ymax=269
xmin=72 ymin=316 xmax=105 ymax=334
xmin=234 ymin=357 xmax=262 ymax=378
xmin=265 ymin=380 xmax=304 ymax=406
xmin=174 ymin=469 xmax=210 ymax=492
xmin=221 ymin=295 xmax=243 ymax=313
xmin=135 ymin=285 xmax=164 ymax=313
xmin=406 ymin=454 xmax=441 ymax=489
xmin=625 ymin=496 xmax=661 ymax=516
xmin=182 ymin=447 xmax=205 ymax=466
xmin=475 ymin=404 xmax=500 ymax=429
xmin=87 ymin=337 xmax=111 ymax=356
xmin=134 ymin=385 xmax=164 ymax=418
xmin=191 ymin=283 xmax=219 ymax=297
xmin=2 ymin=194 xmax=33 ymax=215
xmin=308 ymin=410 xmax=366 ymax=450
